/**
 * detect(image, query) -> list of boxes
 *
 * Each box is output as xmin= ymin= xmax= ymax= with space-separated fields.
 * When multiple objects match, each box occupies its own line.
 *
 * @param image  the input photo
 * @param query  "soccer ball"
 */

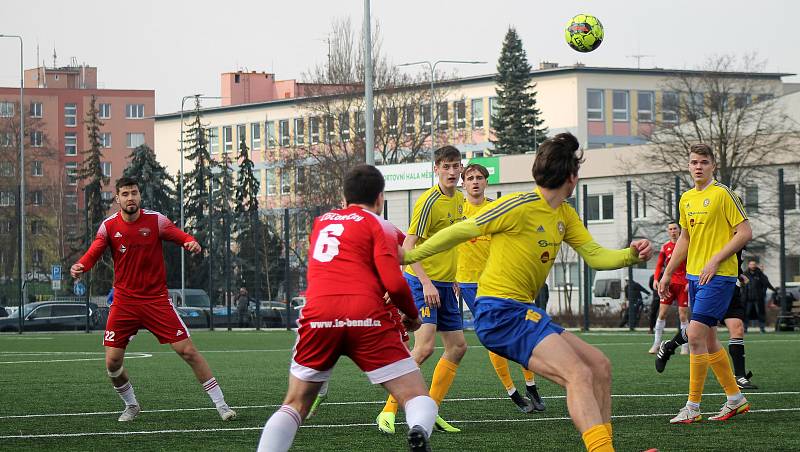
xmin=565 ymin=14 xmax=604 ymax=53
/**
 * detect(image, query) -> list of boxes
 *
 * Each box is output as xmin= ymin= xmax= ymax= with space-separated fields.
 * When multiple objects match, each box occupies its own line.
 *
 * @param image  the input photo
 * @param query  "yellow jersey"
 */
xmin=456 ymin=197 xmax=492 ymax=283
xmin=473 ymin=188 xmax=594 ymax=302
xmin=406 ymin=184 xmax=464 ymax=282
xmin=679 ymin=180 xmax=747 ymax=277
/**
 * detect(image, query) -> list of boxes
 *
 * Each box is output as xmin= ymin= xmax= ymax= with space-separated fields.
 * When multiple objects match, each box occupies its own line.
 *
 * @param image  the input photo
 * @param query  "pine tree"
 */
xmin=491 ymin=27 xmax=548 ymax=154
xmin=211 ymin=149 xmax=235 ymax=307
xmin=182 ymin=99 xmax=213 ymax=289
xmin=78 ymin=96 xmax=112 ymax=295
xmin=233 ymin=136 xmax=261 ymax=295
xmin=122 ymin=144 xmax=181 ymax=288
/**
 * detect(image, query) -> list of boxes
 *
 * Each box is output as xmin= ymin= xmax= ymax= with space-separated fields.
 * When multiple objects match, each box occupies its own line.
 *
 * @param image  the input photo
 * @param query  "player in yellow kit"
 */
xmin=401 ymin=133 xmax=653 ymax=452
xmin=377 ymin=145 xmax=465 ymax=435
xmin=457 ymin=163 xmax=544 ymax=413
xmin=657 ymin=143 xmax=752 ymax=424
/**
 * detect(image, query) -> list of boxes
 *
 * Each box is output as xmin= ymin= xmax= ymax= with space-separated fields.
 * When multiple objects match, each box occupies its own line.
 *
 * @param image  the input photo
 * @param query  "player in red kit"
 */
xmin=71 ymin=177 xmax=236 ymax=422
xmin=258 ymin=165 xmax=437 ymax=452
xmin=649 ymin=222 xmax=690 ymax=355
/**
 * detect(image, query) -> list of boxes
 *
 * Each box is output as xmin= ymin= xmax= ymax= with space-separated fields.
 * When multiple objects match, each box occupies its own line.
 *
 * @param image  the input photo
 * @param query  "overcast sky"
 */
xmin=1 ymin=0 xmax=796 ymax=114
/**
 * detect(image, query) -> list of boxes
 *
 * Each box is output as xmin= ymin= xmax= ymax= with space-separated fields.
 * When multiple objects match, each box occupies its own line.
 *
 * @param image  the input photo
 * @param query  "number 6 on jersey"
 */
xmin=312 ymin=224 xmax=345 ymax=262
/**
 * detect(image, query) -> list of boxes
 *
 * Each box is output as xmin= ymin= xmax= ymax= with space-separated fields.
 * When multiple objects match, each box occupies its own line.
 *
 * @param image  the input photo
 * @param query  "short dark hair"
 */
xmin=689 ymin=143 xmax=715 ymax=163
xmin=115 ymin=176 xmax=140 ymax=193
xmin=343 ymin=164 xmax=385 ymax=205
xmin=668 ymin=220 xmax=680 ymax=227
xmin=532 ymin=133 xmax=584 ymax=188
xmin=434 ymin=145 xmax=462 ymax=165
xmin=462 ymin=163 xmax=489 ymax=181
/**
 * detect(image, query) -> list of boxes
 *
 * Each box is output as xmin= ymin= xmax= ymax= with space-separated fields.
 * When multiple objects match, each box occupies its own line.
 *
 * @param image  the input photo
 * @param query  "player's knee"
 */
xmin=594 ymin=354 xmax=612 ymax=384
xmin=449 ymin=340 xmax=468 ymax=360
xmin=415 ymin=343 xmax=435 ymax=362
xmin=564 ymin=361 xmax=593 ymax=385
xmin=106 ymin=358 xmax=123 ymax=375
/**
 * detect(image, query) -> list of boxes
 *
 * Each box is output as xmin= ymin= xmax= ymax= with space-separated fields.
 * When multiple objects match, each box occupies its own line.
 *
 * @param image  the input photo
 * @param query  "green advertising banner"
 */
xmin=468 ymin=156 xmax=500 ymax=184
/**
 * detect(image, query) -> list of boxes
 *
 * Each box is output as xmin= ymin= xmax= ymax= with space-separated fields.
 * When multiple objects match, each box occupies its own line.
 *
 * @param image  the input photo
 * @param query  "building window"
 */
xmin=31 ymin=130 xmax=43 ymax=147
xmin=756 ymin=93 xmax=774 ymax=103
xmin=101 ymin=162 xmax=112 ymax=178
xmin=100 ymin=132 xmax=112 ymax=148
xmin=266 ymin=167 xmax=277 ymax=196
xmin=266 ymin=121 xmax=276 ymax=148
xmin=30 ymin=102 xmax=43 ymax=118
xmin=403 ymin=106 xmax=414 ymax=135
xmin=125 ymin=104 xmax=144 ymax=119
xmin=252 ymin=169 xmax=261 ymax=192
xmin=65 ymin=193 xmax=77 ymax=212
xmin=743 ymin=186 xmax=759 ymax=213
xmin=356 ymin=111 xmax=365 ymax=138
xmin=0 ymin=161 xmax=12 ymax=177
xmin=637 ymin=91 xmax=654 ymax=123
xmin=66 ymin=162 xmax=78 ymax=185
xmin=471 ymin=98 xmax=484 ymax=129
xmin=633 ymin=191 xmax=648 ymax=219
xmin=295 ymin=166 xmax=306 ymax=192
xmin=207 ymin=127 xmax=219 ymax=154
xmin=0 ymin=101 xmax=14 ymax=117
xmin=222 ymin=126 xmax=233 ymax=152
xmin=587 ymin=194 xmax=614 ymax=221
xmin=30 ymin=190 xmax=43 ymax=206
xmin=236 ymin=124 xmax=246 ymax=147
xmin=454 ymin=100 xmax=466 ymax=130
xmin=32 ymin=249 xmax=43 ymax=265
xmin=0 ymin=132 xmax=12 ymax=147
xmin=294 ymin=118 xmax=305 ymax=145
xmin=31 ymin=220 xmax=44 ymax=235
xmin=554 ymin=262 xmax=580 ymax=288
xmin=309 ymin=117 xmax=320 ymax=145
xmin=384 ymin=108 xmax=397 ymax=136
xmin=688 ymin=92 xmax=704 ymax=120
xmin=280 ymin=168 xmax=291 ymax=194
xmin=339 ymin=113 xmax=350 ymax=142
xmin=251 ymin=123 xmax=261 ymax=150
xmin=734 ymin=93 xmax=751 ymax=109
xmin=420 ymin=104 xmax=432 ymax=129
xmin=782 ymin=183 xmax=798 ymax=211
xmin=489 ymin=96 xmax=499 ymax=128
xmin=126 ymin=133 xmax=145 ymax=148
xmin=0 ymin=191 xmax=15 ymax=206
xmin=99 ymin=103 xmax=112 ymax=119
xmin=662 ymin=91 xmax=679 ymax=123
xmin=612 ymin=91 xmax=629 ymax=121
xmin=101 ymin=191 xmax=113 ymax=202
xmin=64 ymin=103 xmax=77 ymax=127
xmin=664 ymin=191 xmax=674 ymax=219
xmin=437 ymin=102 xmax=449 ymax=131
xmin=587 ymin=90 xmax=604 ymax=121
xmin=31 ymin=160 xmax=43 ymax=177
xmin=279 ymin=120 xmax=290 ymax=146
xmin=324 ymin=116 xmax=336 ymax=143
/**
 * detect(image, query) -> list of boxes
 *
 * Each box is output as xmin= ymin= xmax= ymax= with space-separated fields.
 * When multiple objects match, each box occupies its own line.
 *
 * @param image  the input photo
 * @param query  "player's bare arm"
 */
xmin=70 ymin=263 xmax=85 ymax=278
xmin=698 ymin=220 xmax=752 ymax=285
xmin=183 ymin=240 xmax=202 ymax=254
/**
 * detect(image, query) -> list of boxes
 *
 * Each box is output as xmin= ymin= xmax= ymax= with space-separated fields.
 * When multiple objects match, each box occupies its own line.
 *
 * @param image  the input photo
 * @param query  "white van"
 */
xmin=592 ymin=268 xmax=654 ymax=312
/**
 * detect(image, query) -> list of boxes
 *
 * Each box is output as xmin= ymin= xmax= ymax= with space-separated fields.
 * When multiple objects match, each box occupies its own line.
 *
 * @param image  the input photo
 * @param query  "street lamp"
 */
xmin=0 ymin=34 xmax=24 ymax=333
xmin=179 ymin=94 xmax=223 ymax=306
xmin=397 ymin=60 xmax=486 ymax=184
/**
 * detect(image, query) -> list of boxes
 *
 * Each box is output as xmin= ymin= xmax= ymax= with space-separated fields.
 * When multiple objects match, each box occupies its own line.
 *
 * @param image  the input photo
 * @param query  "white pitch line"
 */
xmin=2 ymin=407 xmax=798 ymax=440
xmin=1 ymin=391 xmax=797 ymax=420
xmin=0 ymin=352 xmax=152 ymax=365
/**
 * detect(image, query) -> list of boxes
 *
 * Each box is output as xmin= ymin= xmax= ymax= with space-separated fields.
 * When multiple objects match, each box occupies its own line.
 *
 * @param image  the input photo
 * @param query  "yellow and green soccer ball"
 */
xmin=565 ymin=14 xmax=604 ymax=52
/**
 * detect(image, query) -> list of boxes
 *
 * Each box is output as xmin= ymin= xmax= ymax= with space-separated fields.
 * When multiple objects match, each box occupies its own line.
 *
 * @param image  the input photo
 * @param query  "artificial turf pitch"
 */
xmin=1 ymin=329 xmax=798 ymax=451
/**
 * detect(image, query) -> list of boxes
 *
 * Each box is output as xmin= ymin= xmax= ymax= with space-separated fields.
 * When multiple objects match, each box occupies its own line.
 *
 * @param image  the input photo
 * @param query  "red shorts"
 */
xmin=103 ymin=299 xmax=190 ymax=348
xmin=387 ymin=304 xmax=410 ymax=343
xmin=291 ymin=294 xmax=415 ymax=384
xmin=660 ymin=282 xmax=689 ymax=308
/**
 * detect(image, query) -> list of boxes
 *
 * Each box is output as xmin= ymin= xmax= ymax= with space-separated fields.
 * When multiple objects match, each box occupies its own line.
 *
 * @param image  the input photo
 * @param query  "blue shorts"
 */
xmin=687 ymin=275 xmax=737 ymax=326
xmin=404 ymin=273 xmax=462 ymax=332
xmin=459 ymin=283 xmax=478 ymax=312
xmin=473 ymin=296 xmax=565 ymax=367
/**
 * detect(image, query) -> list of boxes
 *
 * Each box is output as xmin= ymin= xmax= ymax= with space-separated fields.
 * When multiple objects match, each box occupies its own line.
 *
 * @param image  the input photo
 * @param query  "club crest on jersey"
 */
xmin=540 ymin=251 xmax=550 ymax=263
xmin=114 ymin=231 xmax=122 ymax=238
xmin=703 ymin=199 xmax=710 ymax=207
xmin=557 ymin=221 xmax=565 ymax=236
xmin=119 ymin=244 xmax=127 ymax=253
xmin=457 ymin=205 xmax=463 ymax=215
xmin=138 ymin=227 xmax=152 ymax=237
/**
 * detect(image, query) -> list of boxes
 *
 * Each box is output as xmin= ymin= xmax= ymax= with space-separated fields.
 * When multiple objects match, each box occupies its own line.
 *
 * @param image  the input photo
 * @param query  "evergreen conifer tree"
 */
xmin=182 ymin=99 xmax=213 ymax=289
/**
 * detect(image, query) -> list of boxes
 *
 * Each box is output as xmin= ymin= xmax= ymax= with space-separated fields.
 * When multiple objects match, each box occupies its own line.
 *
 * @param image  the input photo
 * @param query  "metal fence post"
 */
xmin=627 ymin=181 xmax=635 ymax=331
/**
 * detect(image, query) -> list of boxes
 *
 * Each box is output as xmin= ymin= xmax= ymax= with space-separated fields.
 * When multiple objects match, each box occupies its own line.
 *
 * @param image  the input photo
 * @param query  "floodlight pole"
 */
xmin=363 ymin=0 xmax=375 ymax=165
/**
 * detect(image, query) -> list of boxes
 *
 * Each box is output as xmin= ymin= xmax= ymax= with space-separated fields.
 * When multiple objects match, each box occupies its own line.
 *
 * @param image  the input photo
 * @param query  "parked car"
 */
xmin=250 ymin=300 xmax=289 ymax=328
xmin=168 ymin=289 xmax=211 ymax=309
xmin=0 ymin=301 xmax=99 ymax=332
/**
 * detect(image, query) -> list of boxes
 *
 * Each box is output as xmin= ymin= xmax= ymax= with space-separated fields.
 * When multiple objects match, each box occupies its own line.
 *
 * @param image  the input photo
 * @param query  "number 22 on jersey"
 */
xmin=312 ymin=224 xmax=345 ymax=262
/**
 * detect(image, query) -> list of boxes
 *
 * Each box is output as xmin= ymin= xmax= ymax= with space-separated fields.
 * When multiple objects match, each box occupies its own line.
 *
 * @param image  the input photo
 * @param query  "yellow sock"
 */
xmin=603 ymin=422 xmax=612 ymax=437
xmin=488 ymin=352 xmax=514 ymax=392
xmin=708 ymin=349 xmax=741 ymax=397
xmin=688 ymin=353 xmax=710 ymax=404
xmin=430 ymin=357 xmax=459 ymax=405
xmin=581 ymin=423 xmax=614 ymax=452
xmin=382 ymin=395 xmax=398 ymax=415
xmin=522 ymin=368 xmax=535 ymax=384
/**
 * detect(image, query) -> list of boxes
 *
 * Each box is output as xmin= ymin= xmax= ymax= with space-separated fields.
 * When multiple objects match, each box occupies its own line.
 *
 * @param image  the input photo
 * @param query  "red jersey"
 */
xmin=78 ymin=209 xmax=194 ymax=303
xmin=654 ymin=241 xmax=687 ymax=285
xmin=305 ymin=206 xmax=416 ymax=319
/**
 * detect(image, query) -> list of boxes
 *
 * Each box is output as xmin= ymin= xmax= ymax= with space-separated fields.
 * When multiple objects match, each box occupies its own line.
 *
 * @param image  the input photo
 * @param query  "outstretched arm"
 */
xmin=402 ymin=220 xmax=482 ymax=265
xmin=573 ymin=239 xmax=650 ymax=270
